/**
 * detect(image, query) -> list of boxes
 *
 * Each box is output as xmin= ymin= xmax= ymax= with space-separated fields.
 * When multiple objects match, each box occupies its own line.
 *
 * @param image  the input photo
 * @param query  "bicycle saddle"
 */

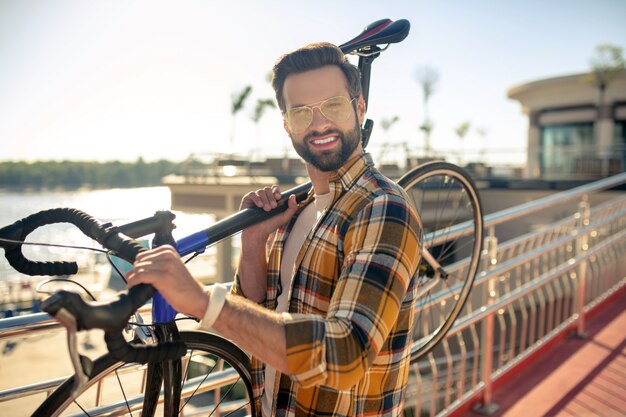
xmin=339 ymin=18 xmax=410 ymax=54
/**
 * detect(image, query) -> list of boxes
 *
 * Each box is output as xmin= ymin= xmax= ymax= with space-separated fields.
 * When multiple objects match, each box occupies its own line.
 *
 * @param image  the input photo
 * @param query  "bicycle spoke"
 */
xmin=115 ymin=369 xmax=134 ymax=417
xmin=179 ymin=355 xmax=218 ymax=412
xmin=73 ymin=401 xmax=92 ymax=417
xmin=222 ymin=400 xmax=250 ymax=417
xmin=208 ymin=377 xmax=241 ymax=417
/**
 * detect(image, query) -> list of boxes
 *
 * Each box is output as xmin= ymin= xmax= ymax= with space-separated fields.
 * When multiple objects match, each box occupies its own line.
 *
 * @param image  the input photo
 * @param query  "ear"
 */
xmin=283 ymin=117 xmax=290 ymax=135
xmin=356 ymin=95 xmax=366 ymax=125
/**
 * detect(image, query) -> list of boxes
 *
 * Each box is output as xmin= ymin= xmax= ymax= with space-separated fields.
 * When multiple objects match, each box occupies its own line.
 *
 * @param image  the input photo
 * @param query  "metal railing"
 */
xmin=1 ymin=173 xmax=625 ymax=416
xmin=404 ymin=171 xmax=626 ymax=417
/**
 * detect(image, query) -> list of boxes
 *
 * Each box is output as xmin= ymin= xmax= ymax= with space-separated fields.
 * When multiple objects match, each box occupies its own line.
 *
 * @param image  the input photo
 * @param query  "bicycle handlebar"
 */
xmin=0 ymin=207 xmax=185 ymax=366
xmin=0 ymin=208 xmax=147 ymax=276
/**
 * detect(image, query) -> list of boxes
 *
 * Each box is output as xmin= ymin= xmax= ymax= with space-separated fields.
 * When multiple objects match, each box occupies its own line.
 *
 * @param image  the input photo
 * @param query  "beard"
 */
xmin=291 ymin=122 xmax=361 ymax=172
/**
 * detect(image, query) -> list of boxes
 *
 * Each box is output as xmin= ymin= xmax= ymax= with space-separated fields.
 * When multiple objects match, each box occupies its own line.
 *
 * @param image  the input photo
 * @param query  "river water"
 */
xmin=0 ymin=187 xmax=220 ymax=288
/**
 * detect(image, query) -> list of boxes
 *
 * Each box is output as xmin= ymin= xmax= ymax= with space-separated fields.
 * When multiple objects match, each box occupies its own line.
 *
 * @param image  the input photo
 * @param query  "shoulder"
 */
xmin=341 ymin=167 xmax=419 ymax=225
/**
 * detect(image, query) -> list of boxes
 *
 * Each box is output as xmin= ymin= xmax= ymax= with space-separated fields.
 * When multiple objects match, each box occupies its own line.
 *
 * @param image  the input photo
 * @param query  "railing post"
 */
xmin=575 ymin=196 xmax=590 ymax=337
xmin=473 ymin=227 xmax=500 ymax=415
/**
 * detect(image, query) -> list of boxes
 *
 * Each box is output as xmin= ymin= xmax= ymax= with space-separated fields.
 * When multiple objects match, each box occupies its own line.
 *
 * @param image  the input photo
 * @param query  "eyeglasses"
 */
xmin=284 ymin=96 xmax=356 ymax=133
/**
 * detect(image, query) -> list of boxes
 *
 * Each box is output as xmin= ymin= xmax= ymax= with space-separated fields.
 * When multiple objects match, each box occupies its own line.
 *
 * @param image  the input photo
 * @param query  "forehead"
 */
xmin=283 ymin=65 xmax=350 ymax=108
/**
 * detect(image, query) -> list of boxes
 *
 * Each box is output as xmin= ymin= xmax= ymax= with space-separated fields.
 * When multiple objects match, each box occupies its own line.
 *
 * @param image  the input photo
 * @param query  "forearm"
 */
xmin=210 ymin=292 xmax=288 ymax=373
xmin=236 ymin=233 xmax=270 ymax=302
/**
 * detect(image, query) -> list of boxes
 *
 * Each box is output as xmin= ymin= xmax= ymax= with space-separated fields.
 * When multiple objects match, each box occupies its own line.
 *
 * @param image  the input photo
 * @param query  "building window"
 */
xmin=541 ymin=123 xmax=594 ymax=177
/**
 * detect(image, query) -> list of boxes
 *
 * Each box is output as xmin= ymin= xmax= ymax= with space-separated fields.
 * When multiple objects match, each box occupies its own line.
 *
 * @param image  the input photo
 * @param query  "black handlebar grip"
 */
xmin=0 ymin=208 xmax=106 ymax=276
xmin=4 ymin=249 xmax=78 ymax=276
xmin=0 ymin=207 xmax=150 ymax=276
xmin=0 ymin=215 xmax=79 ymax=276
xmin=104 ymin=332 xmax=187 ymax=364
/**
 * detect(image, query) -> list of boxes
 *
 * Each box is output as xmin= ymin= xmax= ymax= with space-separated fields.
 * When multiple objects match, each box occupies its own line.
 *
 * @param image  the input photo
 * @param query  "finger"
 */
xmin=126 ymin=268 xmax=157 ymax=287
xmin=271 ymin=185 xmax=281 ymax=200
xmin=265 ymin=187 xmax=279 ymax=208
xmin=277 ymin=194 xmax=299 ymax=224
xmin=242 ymin=191 xmax=263 ymax=209
xmin=134 ymin=245 xmax=177 ymax=264
xmin=257 ymin=187 xmax=275 ymax=210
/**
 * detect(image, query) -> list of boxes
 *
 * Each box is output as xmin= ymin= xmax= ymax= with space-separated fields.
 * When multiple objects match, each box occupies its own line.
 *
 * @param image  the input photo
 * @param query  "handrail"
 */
xmin=483 ymin=171 xmax=626 ymax=228
xmin=423 ymin=171 xmax=626 ymax=246
xmin=0 ymin=313 xmax=58 ymax=339
xmin=449 ymin=227 xmax=626 ymax=336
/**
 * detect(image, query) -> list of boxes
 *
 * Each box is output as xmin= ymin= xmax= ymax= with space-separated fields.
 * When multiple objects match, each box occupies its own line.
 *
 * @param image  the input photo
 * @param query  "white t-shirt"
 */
xmin=261 ymin=193 xmax=331 ymax=417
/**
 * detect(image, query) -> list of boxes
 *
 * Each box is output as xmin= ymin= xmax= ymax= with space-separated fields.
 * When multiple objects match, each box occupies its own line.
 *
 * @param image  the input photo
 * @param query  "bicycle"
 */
xmin=0 ymin=18 xmax=483 ymax=417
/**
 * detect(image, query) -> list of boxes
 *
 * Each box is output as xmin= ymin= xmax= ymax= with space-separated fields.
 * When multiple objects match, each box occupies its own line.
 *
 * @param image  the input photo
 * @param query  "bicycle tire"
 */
xmin=33 ymin=331 xmax=256 ymax=417
xmin=397 ymin=161 xmax=483 ymax=361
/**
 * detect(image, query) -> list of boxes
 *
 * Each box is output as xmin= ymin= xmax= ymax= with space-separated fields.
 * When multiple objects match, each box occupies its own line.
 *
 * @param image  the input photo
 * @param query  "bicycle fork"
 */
xmin=141 ymin=322 xmax=182 ymax=417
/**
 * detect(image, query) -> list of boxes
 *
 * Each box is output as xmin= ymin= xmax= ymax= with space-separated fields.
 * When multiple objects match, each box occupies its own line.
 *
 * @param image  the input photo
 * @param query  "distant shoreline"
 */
xmin=0 ymin=159 xmax=186 ymax=190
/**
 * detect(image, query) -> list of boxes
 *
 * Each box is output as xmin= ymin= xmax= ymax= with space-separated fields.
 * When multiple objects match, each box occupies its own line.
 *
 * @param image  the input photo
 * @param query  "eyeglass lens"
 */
xmin=286 ymin=96 xmax=354 ymax=132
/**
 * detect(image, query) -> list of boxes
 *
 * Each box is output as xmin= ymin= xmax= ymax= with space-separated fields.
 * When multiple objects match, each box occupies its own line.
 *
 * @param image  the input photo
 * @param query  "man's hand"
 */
xmin=240 ymin=185 xmax=299 ymax=244
xmin=126 ymin=245 xmax=208 ymax=319
xmin=237 ymin=185 xmax=299 ymax=302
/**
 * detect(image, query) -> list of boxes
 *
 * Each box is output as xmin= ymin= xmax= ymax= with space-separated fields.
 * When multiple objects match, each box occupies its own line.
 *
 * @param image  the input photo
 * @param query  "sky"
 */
xmin=1 ymin=0 xmax=625 ymax=166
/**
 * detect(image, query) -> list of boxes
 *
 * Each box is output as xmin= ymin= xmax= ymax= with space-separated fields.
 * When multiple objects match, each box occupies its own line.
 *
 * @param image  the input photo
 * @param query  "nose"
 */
xmin=308 ymin=106 xmax=332 ymax=131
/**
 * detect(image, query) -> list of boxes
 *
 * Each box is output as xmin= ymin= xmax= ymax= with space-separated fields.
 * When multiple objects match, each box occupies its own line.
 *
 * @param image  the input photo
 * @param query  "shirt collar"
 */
xmin=288 ymin=152 xmax=374 ymax=225
xmin=329 ymin=152 xmax=374 ymax=192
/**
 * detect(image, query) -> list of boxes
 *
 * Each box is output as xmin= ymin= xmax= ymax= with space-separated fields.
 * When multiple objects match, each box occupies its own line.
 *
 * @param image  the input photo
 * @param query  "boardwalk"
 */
xmin=464 ymin=289 xmax=626 ymax=417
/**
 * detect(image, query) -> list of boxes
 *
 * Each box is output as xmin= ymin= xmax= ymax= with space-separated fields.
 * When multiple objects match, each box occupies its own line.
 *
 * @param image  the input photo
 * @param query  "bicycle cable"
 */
xmin=0 ymin=236 xmax=109 ymax=254
xmin=36 ymin=278 xmax=98 ymax=301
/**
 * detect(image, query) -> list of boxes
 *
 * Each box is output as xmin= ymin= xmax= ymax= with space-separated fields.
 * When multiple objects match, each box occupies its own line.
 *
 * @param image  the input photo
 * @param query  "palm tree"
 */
xmin=476 ymin=127 xmax=489 ymax=163
xmin=454 ymin=121 xmax=471 ymax=165
xmin=251 ymin=98 xmax=276 ymax=146
xmin=415 ymin=66 xmax=440 ymax=156
xmin=379 ymin=116 xmax=400 ymax=162
xmin=230 ymin=85 xmax=253 ymax=145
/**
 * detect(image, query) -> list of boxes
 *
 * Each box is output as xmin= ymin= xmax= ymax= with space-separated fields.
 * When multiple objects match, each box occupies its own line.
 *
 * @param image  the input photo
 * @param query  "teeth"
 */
xmin=312 ymin=136 xmax=337 ymax=145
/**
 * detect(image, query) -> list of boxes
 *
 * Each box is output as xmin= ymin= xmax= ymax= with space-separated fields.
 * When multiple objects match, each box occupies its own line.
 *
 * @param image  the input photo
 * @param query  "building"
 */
xmin=508 ymin=71 xmax=626 ymax=179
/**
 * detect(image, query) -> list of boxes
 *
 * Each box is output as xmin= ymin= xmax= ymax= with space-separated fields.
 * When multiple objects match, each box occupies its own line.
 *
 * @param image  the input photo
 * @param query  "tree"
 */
xmin=586 ymin=44 xmax=625 ymax=105
xmin=379 ymin=116 xmax=400 ymax=162
xmin=476 ymin=127 xmax=489 ymax=163
xmin=230 ymin=85 xmax=253 ymax=145
xmin=414 ymin=66 xmax=440 ymax=156
xmin=251 ymin=98 xmax=276 ymax=146
xmin=584 ymin=44 xmax=625 ymax=173
xmin=454 ymin=121 xmax=471 ymax=165
xmin=380 ymin=116 xmax=400 ymax=133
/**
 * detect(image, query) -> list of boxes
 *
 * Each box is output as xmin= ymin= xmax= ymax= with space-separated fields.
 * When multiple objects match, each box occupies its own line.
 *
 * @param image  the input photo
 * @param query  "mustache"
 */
xmin=304 ymin=129 xmax=343 ymax=142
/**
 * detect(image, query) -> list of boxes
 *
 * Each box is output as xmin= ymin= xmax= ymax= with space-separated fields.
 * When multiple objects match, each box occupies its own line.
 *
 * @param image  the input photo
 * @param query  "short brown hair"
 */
xmin=271 ymin=42 xmax=362 ymax=112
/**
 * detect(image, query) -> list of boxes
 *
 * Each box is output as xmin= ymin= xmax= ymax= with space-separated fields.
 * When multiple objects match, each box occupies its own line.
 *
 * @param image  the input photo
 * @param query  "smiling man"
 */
xmin=127 ymin=42 xmax=422 ymax=417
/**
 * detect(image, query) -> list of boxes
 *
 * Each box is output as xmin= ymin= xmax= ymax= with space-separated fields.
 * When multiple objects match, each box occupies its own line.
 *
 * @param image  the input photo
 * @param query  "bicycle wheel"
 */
xmin=397 ymin=161 xmax=483 ymax=360
xmin=34 ymin=331 xmax=256 ymax=417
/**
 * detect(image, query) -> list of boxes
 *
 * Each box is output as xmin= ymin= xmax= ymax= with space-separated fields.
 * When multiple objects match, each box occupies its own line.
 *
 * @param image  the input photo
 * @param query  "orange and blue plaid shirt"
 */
xmin=235 ymin=152 xmax=422 ymax=416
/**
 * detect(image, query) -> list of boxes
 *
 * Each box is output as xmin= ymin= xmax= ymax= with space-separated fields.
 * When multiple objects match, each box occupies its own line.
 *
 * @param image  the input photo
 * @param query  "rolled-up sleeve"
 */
xmin=283 ymin=193 xmax=421 ymax=390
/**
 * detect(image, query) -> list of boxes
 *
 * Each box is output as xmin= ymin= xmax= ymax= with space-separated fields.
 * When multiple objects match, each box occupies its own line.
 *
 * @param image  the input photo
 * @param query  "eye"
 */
xmin=322 ymin=97 xmax=351 ymax=120
xmin=287 ymin=106 xmax=313 ymax=131
xmin=290 ymin=106 xmax=311 ymax=118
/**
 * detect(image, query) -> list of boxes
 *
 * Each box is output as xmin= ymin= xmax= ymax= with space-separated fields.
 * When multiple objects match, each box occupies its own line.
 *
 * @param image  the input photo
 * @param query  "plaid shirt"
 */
xmin=234 ymin=152 xmax=422 ymax=416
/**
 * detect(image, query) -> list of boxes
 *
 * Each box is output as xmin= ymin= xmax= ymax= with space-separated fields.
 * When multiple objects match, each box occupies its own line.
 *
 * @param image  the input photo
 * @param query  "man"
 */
xmin=127 ymin=42 xmax=422 ymax=417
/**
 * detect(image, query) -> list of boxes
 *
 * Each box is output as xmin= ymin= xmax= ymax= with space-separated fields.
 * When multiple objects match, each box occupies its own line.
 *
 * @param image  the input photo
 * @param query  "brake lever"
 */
xmin=54 ymin=308 xmax=93 ymax=398
xmin=128 ymin=312 xmax=157 ymax=345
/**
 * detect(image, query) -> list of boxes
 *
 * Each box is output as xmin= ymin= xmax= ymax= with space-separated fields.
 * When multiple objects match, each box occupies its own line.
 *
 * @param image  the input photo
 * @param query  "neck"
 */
xmin=306 ymin=164 xmax=332 ymax=195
